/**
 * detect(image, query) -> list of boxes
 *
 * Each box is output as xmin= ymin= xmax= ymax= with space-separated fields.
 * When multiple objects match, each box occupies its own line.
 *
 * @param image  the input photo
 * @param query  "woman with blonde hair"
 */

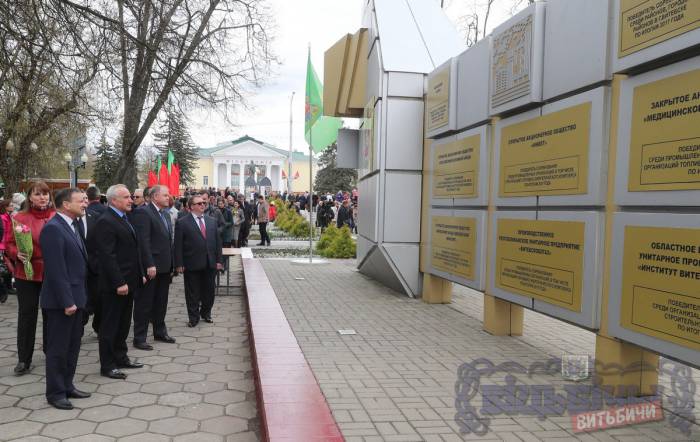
xmin=5 ymin=181 xmax=55 ymax=375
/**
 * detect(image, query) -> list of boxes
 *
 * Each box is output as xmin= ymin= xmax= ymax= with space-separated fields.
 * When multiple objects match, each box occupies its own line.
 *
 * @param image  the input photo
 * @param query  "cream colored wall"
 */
xmin=192 ymin=158 xmax=213 ymax=188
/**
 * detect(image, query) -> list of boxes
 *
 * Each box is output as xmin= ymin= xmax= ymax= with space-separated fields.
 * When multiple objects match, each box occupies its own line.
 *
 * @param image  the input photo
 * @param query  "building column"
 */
xmin=239 ymin=163 xmax=245 ymax=192
xmin=278 ymin=162 xmax=283 ymax=192
xmin=226 ymin=162 xmax=231 ymax=189
xmin=212 ymin=160 xmax=219 ymax=189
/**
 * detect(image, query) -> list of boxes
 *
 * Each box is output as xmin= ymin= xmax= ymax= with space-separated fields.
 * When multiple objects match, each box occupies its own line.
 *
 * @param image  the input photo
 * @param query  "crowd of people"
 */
xmin=0 ymin=182 xmax=357 ymax=411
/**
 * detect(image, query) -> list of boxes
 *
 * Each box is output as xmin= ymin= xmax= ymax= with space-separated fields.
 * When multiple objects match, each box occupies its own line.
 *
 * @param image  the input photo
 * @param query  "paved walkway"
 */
xmin=260 ymin=259 xmax=699 ymax=442
xmin=0 ymin=256 xmax=259 ymax=441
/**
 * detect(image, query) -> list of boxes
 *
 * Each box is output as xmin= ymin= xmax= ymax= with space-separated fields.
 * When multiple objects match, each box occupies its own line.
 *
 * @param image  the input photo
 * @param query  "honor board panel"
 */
xmin=427 ymin=209 xmax=487 ymax=291
xmin=426 ymin=58 xmax=458 ymax=138
xmin=489 ymin=2 xmax=546 ymax=116
xmin=615 ymin=56 xmax=700 ymax=206
xmin=533 ymin=211 xmax=604 ymax=330
xmin=494 ymin=87 xmax=609 ymax=207
xmin=430 ymin=125 xmax=490 ymax=207
xmin=612 ymin=0 xmax=700 ymax=73
xmin=608 ymin=212 xmax=700 ymax=367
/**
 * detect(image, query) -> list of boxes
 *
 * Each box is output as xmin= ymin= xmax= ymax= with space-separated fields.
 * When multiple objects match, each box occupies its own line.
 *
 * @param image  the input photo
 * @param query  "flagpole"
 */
xmin=308 ymin=45 xmax=313 ymax=263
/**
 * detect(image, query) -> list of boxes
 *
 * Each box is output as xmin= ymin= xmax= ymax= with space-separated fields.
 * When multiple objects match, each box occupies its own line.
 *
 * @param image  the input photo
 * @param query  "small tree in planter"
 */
xmin=318 ymin=226 xmax=356 ymax=259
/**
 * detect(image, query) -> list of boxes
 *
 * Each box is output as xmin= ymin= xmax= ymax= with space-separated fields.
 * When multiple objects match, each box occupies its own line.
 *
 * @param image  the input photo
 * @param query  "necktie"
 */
xmin=160 ymin=209 xmax=171 ymax=234
xmin=74 ymin=217 xmax=86 ymax=240
xmin=198 ymin=216 xmax=206 ymax=238
xmin=71 ymin=219 xmax=86 ymax=251
xmin=122 ymin=214 xmax=135 ymax=235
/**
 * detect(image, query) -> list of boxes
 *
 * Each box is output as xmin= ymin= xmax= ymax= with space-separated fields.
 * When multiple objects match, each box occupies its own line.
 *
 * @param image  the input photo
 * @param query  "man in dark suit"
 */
xmin=175 ymin=194 xmax=223 ymax=327
xmin=86 ymin=185 xmax=106 ymax=218
xmin=131 ymin=184 xmax=176 ymax=350
xmin=39 ymin=188 xmax=92 ymax=409
xmin=96 ymin=184 xmax=145 ymax=379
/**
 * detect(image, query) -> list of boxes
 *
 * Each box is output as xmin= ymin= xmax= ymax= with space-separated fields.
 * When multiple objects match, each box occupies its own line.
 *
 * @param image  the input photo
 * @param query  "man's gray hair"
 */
xmin=106 ymin=184 xmax=128 ymax=203
xmin=150 ymin=184 xmax=168 ymax=197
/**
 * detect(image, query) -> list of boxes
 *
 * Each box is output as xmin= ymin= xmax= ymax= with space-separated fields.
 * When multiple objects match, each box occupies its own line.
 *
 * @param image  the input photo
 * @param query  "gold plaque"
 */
xmin=432 ymin=134 xmax=480 ymax=198
xmin=431 ymin=216 xmax=476 ymax=280
xmin=496 ymin=219 xmax=585 ymax=311
xmin=427 ymin=67 xmax=450 ymax=132
xmin=619 ymin=0 xmax=700 ymax=58
xmin=620 ymin=226 xmax=700 ymax=350
xmin=627 ymin=68 xmax=700 ymax=191
xmin=499 ymin=103 xmax=591 ymax=197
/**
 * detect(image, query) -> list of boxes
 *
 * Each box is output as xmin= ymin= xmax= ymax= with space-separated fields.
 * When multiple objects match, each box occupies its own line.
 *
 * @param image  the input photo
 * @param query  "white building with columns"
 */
xmin=192 ymin=135 xmax=316 ymax=193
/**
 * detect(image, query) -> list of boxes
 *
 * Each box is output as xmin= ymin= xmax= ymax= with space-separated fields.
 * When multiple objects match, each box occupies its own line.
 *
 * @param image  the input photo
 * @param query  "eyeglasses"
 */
xmin=192 ymin=202 xmax=206 ymax=206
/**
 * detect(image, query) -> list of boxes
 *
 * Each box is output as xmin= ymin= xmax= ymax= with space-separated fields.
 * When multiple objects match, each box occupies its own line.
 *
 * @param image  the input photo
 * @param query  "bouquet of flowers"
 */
xmin=12 ymin=220 xmax=33 ymax=279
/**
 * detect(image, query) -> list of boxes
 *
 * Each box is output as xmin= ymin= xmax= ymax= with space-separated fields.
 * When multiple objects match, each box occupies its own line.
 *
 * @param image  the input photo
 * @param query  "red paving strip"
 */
xmin=243 ymin=257 xmax=344 ymax=442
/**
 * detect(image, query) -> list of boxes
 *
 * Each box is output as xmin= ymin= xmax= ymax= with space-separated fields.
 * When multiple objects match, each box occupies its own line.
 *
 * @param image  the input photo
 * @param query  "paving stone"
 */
xmin=227 ymin=379 xmax=255 ymax=393
xmin=96 ymin=381 xmax=141 ymax=395
xmin=201 ymin=415 xmax=249 ymax=435
xmin=184 ymin=380 xmax=225 ymax=394
xmin=140 ymin=381 xmax=182 ymax=395
xmin=71 ymin=392 xmax=113 ymax=409
xmin=178 ymin=403 xmax=225 ymax=420
xmin=224 ymin=432 xmax=258 ymax=442
xmin=172 ymin=355 xmax=209 ymax=364
xmin=41 ymin=420 xmax=97 ymax=439
xmin=117 ymin=433 xmax=170 ymax=442
xmin=129 ymin=404 xmax=176 ymax=421
xmin=27 ymin=406 xmax=81 ymax=423
xmin=0 ymin=373 xmax=42 ymax=386
xmin=148 ymin=416 xmax=199 ymax=436
xmin=167 ymin=371 xmax=207 ymax=383
xmin=111 ymin=392 xmax=159 ymax=407
xmin=158 ymin=391 xmax=203 ymax=407
xmin=0 ymin=405 xmax=30 ymax=423
xmin=95 ymin=417 xmax=148 ymax=437
xmin=79 ymin=404 xmax=129 ymax=422
xmin=64 ymin=435 xmax=115 ymax=442
xmin=174 ymin=433 xmax=224 ymax=442
xmin=125 ymin=372 xmax=167 ymax=384
xmin=225 ymin=401 xmax=257 ymax=420
xmin=0 ymin=420 xmax=45 ymax=439
xmin=190 ymin=362 xmax=226 ymax=374
xmin=204 ymin=389 xmax=246 ymax=405
xmin=7 ymin=437 xmax=58 ymax=442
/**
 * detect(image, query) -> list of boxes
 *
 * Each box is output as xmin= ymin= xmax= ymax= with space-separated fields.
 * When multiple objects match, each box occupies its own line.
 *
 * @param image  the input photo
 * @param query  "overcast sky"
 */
xmin=187 ymin=0 xmax=525 ymax=152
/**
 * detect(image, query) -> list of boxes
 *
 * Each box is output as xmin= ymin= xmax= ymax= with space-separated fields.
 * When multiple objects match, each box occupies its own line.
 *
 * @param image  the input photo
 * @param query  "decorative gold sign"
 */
xmin=431 ymin=216 xmax=475 ymax=280
xmin=619 ymin=0 xmax=700 ymax=58
xmin=620 ymin=226 xmax=700 ymax=350
xmin=628 ymin=68 xmax=700 ymax=191
xmin=496 ymin=219 xmax=585 ymax=312
xmin=432 ymin=135 xmax=480 ymax=198
xmin=499 ymin=103 xmax=591 ymax=197
xmin=427 ymin=67 xmax=450 ymax=132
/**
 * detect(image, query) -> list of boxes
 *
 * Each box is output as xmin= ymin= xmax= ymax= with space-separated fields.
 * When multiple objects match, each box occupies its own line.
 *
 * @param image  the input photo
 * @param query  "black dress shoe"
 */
xmin=101 ymin=369 xmax=127 ymax=379
xmin=154 ymin=335 xmax=176 ymax=344
xmin=133 ymin=342 xmax=153 ymax=351
xmin=14 ymin=362 xmax=31 ymax=376
xmin=67 ymin=389 xmax=91 ymax=399
xmin=117 ymin=360 xmax=144 ymax=369
xmin=48 ymin=398 xmax=73 ymax=410
xmin=187 ymin=321 xmax=198 ymax=327
xmin=201 ymin=316 xmax=213 ymax=324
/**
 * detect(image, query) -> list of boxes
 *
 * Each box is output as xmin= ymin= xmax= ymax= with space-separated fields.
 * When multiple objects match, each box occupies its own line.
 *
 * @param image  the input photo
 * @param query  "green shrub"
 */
xmin=290 ymin=216 xmax=312 ymax=237
xmin=316 ymin=224 xmax=339 ymax=251
xmin=319 ymin=226 xmax=356 ymax=258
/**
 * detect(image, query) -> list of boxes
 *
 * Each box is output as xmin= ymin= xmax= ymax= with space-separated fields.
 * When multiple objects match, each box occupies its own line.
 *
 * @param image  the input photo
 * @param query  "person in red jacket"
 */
xmin=5 ymin=181 xmax=56 ymax=375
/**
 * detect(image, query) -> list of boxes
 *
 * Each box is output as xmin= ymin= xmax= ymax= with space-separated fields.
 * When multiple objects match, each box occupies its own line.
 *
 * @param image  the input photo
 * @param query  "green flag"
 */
xmin=155 ymin=155 xmax=161 ymax=174
xmin=167 ymin=150 xmax=175 ymax=173
xmin=304 ymin=49 xmax=342 ymax=152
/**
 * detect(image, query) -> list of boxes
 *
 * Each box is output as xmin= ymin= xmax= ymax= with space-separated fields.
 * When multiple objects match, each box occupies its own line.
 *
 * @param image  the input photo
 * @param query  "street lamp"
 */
xmin=65 ymin=136 xmax=88 ymax=188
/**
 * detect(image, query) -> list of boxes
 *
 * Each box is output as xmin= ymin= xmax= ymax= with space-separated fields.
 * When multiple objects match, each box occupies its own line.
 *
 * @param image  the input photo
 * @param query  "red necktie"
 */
xmin=198 ymin=216 xmax=206 ymax=238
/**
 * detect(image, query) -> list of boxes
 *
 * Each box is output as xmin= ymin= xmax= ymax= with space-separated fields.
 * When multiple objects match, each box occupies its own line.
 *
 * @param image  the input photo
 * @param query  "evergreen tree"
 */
xmin=92 ymin=134 xmax=120 ymax=191
xmin=153 ymin=108 xmax=199 ymax=185
xmin=314 ymin=143 xmax=357 ymax=194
